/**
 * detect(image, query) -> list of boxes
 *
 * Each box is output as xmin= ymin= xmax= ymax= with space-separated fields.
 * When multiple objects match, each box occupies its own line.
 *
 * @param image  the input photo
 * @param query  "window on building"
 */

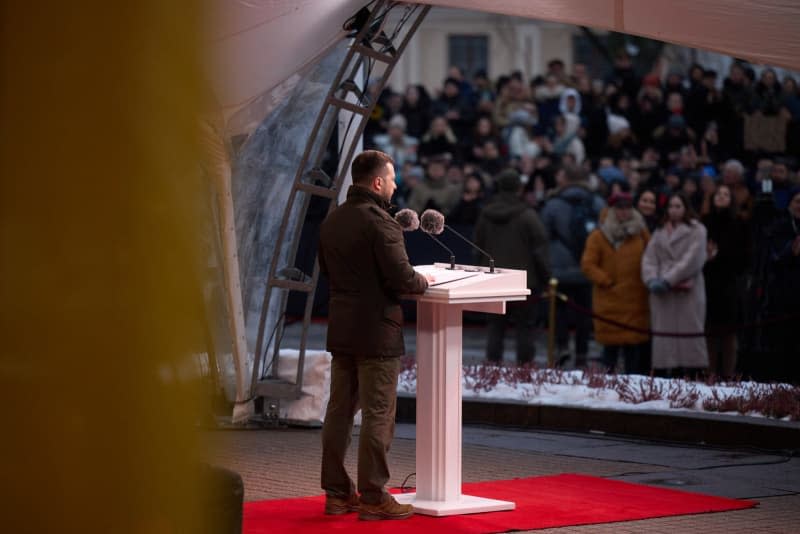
xmin=448 ymin=35 xmax=488 ymax=78
xmin=573 ymin=31 xmax=664 ymax=80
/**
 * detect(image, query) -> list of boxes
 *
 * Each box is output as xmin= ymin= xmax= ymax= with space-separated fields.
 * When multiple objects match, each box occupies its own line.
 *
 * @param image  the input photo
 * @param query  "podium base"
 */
xmin=394 ymin=492 xmax=515 ymax=516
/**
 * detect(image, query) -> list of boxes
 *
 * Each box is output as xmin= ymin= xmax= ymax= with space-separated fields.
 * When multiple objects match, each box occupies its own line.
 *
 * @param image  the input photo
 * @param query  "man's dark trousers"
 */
xmin=321 ymin=353 xmax=400 ymax=505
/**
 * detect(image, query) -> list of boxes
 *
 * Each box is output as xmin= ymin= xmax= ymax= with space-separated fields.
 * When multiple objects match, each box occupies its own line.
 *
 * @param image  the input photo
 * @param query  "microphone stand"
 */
xmin=424 ymin=232 xmax=457 ymax=270
xmin=444 ymin=224 xmax=496 ymax=273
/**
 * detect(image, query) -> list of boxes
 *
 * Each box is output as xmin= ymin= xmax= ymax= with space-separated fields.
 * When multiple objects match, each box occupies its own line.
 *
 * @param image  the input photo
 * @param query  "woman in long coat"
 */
xmin=641 ymin=192 xmax=709 ymax=377
xmin=702 ymin=184 xmax=751 ymax=378
xmin=581 ymin=192 xmax=650 ymax=373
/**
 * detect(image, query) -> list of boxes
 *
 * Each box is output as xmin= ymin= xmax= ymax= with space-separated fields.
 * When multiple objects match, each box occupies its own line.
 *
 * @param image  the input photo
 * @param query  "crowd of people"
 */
xmin=364 ymin=54 xmax=800 ymax=383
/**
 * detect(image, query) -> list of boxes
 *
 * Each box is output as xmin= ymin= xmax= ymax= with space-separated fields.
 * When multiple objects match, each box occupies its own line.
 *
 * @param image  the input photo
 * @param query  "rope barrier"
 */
xmin=542 ymin=289 xmax=797 ymax=339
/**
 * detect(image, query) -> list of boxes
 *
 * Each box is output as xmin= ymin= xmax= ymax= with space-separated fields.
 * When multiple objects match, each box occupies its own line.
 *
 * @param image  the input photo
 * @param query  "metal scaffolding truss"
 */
xmin=250 ymin=1 xmax=430 ymax=407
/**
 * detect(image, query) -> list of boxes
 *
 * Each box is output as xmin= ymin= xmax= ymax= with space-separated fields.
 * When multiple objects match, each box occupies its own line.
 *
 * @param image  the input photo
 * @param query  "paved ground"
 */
xmin=205 ymin=423 xmax=800 ymax=533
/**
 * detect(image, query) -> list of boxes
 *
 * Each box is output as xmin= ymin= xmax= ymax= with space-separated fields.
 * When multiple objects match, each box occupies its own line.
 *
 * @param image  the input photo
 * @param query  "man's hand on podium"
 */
xmin=425 ymin=274 xmax=436 ymax=284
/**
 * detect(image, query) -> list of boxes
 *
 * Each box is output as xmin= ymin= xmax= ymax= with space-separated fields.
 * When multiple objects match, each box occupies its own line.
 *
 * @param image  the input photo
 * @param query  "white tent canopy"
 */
xmin=208 ymin=0 xmax=364 ymax=129
xmin=209 ymin=0 xmax=800 ymax=128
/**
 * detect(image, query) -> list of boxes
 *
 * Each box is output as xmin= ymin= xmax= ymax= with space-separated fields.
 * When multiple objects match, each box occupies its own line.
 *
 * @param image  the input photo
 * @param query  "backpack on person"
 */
xmin=561 ymin=193 xmax=598 ymax=261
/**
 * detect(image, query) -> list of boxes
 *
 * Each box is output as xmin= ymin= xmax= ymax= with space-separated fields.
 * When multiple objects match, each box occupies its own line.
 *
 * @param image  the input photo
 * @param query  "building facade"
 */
xmin=388 ymin=7 xmax=576 ymax=93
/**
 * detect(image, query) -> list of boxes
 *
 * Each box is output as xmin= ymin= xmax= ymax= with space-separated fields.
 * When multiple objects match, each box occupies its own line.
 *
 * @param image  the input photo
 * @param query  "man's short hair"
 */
xmin=351 ymin=150 xmax=393 ymax=185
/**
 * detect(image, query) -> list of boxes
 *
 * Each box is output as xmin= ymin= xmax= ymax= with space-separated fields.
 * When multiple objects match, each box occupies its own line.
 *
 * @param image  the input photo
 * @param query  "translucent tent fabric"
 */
xmin=207 ymin=0 xmax=364 ymax=135
xmin=228 ymin=42 xmax=347 ymax=397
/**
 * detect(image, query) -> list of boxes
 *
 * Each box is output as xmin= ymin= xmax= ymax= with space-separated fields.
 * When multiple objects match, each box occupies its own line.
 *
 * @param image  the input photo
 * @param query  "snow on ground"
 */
xmin=401 ymin=365 xmax=796 ymax=420
xmin=270 ymin=350 xmax=799 ymax=425
xmin=406 ymin=362 xmax=800 ymax=421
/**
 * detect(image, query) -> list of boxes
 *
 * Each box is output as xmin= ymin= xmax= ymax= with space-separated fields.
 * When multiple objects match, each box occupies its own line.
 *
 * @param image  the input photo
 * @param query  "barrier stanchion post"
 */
xmin=547 ymin=278 xmax=558 ymax=368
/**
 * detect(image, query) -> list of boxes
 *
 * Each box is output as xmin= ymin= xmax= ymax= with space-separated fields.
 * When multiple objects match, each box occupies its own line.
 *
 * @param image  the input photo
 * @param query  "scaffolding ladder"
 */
xmin=249 ymin=2 xmax=430 ymax=413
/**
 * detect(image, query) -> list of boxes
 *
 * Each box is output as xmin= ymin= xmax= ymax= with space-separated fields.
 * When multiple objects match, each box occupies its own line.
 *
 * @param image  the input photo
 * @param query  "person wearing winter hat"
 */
xmin=507 ymin=106 xmax=540 ymax=159
xmin=558 ymin=88 xmax=582 ymax=116
xmin=581 ymin=191 xmax=651 ymax=373
xmin=552 ymin=113 xmax=585 ymax=165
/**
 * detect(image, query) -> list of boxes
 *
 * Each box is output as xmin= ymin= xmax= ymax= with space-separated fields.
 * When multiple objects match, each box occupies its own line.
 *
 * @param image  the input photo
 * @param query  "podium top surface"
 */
xmin=409 ymin=263 xmax=530 ymax=304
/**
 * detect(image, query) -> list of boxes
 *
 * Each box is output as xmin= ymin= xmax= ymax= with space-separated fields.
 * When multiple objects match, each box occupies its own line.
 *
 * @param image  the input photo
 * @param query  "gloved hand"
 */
xmin=647 ymin=278 xmax=670 ymax=294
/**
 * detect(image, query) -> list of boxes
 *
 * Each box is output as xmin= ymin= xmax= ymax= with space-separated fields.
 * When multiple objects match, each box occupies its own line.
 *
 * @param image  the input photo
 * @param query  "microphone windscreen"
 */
xmin=394 ymin=208 xmax=420 ymax=231
xmin=420 ymin=209 xmax=445 ymax=235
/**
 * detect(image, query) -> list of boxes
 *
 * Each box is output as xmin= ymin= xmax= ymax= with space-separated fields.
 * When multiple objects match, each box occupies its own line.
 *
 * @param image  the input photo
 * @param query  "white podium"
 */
xmin=395 ymin=263 xmax=530 ymax=516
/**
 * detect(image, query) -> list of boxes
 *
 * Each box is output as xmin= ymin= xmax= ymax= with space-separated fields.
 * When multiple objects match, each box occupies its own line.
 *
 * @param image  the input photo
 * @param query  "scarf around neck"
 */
xmin=601 ymin=208 xmax=646 ymax=249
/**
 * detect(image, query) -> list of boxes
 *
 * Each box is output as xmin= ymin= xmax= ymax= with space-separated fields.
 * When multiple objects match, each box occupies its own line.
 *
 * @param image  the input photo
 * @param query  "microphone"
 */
xmin=394 ymin=208 xmax=419 ymax=231
xmin=420 ymin=209 xmax=496 ymax=273
xmin=404 ymin=209 xmax=457 ymax=270
xmin=419 ymin=208 xmax=445 ymax=235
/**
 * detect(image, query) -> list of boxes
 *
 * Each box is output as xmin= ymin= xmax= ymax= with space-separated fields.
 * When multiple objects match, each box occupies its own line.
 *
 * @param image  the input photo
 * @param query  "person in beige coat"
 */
xmin=641 ymin=192 xmax=709 ymax=377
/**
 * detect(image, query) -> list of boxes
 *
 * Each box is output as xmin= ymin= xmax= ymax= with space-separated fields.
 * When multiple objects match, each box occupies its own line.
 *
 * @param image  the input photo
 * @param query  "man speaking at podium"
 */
xmin=318 ymin=150 xmax=432 ymax=520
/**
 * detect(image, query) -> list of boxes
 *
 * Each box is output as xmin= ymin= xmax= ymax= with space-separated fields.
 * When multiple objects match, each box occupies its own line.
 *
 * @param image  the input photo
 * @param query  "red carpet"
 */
xmin=243 ymin=473 xmax=757 ymax=533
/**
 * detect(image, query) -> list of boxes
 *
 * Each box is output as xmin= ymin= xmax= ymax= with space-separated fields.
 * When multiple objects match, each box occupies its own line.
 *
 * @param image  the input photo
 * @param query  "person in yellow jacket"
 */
xmin=581 ymin=192 xmax=651 ymax=374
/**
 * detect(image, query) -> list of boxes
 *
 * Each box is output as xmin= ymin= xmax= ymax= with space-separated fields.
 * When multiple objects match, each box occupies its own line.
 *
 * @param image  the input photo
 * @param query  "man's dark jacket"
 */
xmin=474 ymin=192 xmax=551 ymax=291
xmin=319 ymin=185 xmax=428 ymax=357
